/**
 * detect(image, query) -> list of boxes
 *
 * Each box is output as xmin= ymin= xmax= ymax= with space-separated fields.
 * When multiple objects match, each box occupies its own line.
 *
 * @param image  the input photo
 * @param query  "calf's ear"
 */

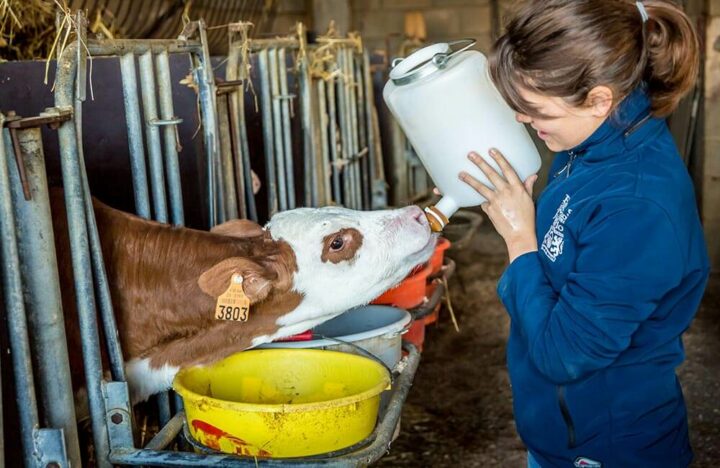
xmin=198 ymin=257 xmax=276 ymax=303
xmin=211 ymin=219 xmax=264 ymax=239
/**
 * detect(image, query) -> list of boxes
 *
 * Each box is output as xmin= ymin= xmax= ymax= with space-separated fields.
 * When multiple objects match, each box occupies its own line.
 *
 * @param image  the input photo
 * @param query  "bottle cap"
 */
xmin=424 ymin=206 xmax=449 ymax=232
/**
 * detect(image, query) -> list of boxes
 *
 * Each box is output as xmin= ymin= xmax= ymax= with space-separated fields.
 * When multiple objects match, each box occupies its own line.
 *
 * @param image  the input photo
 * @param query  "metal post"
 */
xmin=355 ymin=53 xmax=370 ymax=210
xmin=317 ymin=79 xmax=334 ymax=205
xmin=6 ymin=127 xmax=82 ymax=468
xmin=194 ymin=20 xmax=221 ymax=227
xmin=155 ymin=49 xmax=186 ymax=226
xmin=0 ymin=119 xmax=41 ymax=468
xmin=56 ymin=44 xmax=112 ymax=468
xmin=337 ymin=50 xmax=352 ymax=208
xmin=362 ymin=50 xmax=382 ymax=209
xmin=299 ymin=52 xmax=321 ymax=208
xmin=268 ymin=48 xmax=288 ymax=211
xmin=278 ymin=48 xmax=296 ymax=209
xmin=258 ymin=49 xmax=279 ymax=216
xmin=226 ymin=29 xmax=257 ymax=221
xmin=120 ymin=53 xmax=152 ymax=219
xmin=327 ymin=76 xmax=342 ymax=204
xmin=139 ymin=50 xmax=169 ymax=223
xmin=346 ymin=48 xmax=361 ymax=210
xmin=217 ymin=93 xmax=240 ymax=220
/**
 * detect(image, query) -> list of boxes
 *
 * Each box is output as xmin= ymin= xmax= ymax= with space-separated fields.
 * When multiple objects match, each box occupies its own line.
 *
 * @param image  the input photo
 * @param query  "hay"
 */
xmin=0 ymin=0 xmax=56 ymax=61
xmin=0 ymin=0 xmax=117 ymax=62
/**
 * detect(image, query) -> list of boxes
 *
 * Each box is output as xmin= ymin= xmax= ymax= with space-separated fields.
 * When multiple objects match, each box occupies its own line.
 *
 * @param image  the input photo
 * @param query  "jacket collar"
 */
xmin=563 ymin=85 xmax=664 ymax=163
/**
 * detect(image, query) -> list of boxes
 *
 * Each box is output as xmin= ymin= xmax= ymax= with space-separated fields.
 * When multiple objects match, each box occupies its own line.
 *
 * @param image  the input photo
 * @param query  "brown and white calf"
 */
xmin=52 ymin=193 xmax=435 ymax=404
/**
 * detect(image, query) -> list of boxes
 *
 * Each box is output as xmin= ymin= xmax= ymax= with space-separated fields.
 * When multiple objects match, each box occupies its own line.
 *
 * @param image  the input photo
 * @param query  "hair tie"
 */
xmin=636 ymin=1 xmax=649 ymax=23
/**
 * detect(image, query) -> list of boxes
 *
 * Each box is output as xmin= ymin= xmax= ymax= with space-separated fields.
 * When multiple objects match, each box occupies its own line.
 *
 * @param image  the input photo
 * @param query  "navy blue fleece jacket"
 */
xmin=497 ymin=87 xmax=709 ymax=467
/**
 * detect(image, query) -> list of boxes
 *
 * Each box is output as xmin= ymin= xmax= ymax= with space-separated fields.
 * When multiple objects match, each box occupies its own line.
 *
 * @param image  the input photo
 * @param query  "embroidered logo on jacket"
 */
xmin=541 ymin=194 xmax=572 ymax=262
xmin=574 ymin=457 xmax=602 ymax=468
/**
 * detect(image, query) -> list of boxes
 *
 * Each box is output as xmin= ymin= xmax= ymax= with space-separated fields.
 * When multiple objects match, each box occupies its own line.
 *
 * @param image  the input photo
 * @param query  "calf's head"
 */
xmin=203 ymin=205 xmax=435 ymax=339
xmin=266 ymin=204 xmax=435 ymax=321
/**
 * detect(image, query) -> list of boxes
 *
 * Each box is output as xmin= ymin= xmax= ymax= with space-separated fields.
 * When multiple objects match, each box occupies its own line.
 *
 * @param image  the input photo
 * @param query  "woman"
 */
xmin=460 ymin=1 xmax=709 ymax=466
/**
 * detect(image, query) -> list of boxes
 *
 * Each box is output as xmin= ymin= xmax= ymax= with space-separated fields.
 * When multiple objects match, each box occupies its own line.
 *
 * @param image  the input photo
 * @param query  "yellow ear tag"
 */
xmin=214 ymin=274 xmax=251 ymax=322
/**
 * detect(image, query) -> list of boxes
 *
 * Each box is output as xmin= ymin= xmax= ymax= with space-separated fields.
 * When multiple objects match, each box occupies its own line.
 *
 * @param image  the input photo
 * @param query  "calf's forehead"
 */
xmin=268 ymin=207 xmax=387 ymax=239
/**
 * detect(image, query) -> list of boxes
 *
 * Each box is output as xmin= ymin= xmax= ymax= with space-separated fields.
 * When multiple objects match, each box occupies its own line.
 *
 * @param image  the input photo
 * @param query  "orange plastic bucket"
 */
xmin=429 ymin=238 xmax=451 ymax=276
xmin=372 ymin=264 xmax=432 ymax=309
xmin=402 ymin=319 xmax=425 ymax=352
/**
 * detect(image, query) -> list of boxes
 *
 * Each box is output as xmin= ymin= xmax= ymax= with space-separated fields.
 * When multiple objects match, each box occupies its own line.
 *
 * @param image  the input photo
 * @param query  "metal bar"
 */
xmin=237 ymin=89 xmax=257 ymax=221
xmin=87 ymin=39 xmax=203 ymax=56
xmin=225 ymin=41 xmax=255 ymax=221
xmin=355 ymin=54 xmax=370 ymax=211
xmin=362 ymin=50 xmax=380 ymax=209
xmin=317 ymin=80 xmax=333 ymax=206
xmin=194 ymin=20 xmax=221 ymax=227
xmin=278 ymin=48 xmax=296 ymax=209
xmin=139 ymin=50 xmax=169 ymax=223
xmin=226 ymin=92 xmax=248 ymax=220
xmin=120 ymin=53 xmax=151 ymax=219
xmin=299 ymin=58 xmax=314 ymax=207
xmin=217 ymin=93 xmax=240 ymax=220
xmin=77 ymin=117 xmax=127 ymax=384
xmin=155 ymin=49 xmax=185 ymax=226
xmin=327 ymin=76 xmax=342 ymax=204
xmin=0 ymin=121 xmax=40 ymax=468
xmin=75 ymin=11 xmax=127 ymax=389
xmin=343 ymin=49 xmax=356 ymax=209
xmin=335 ymin=54 xmax=349 ymax=208
xmin=268 ymin=48 xmax=288 ymax=211
xmin=144 ymin=411 xmax=184 ymax=450
xmin=56 ymin=44 xmax=112 ymax=468
xmin=7 ymin=127 xmax=82 ymax=468
xmin=108 ymin=345 xmax=422 ymax=467
xmin=346 ymin=49 xmax=362 ymax=210
xmin=258 ymin=49 xmax=279 ymax=216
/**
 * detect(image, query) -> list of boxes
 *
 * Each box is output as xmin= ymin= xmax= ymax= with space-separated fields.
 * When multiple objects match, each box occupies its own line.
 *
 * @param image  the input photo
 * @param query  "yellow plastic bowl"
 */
xmin=173 ymin=349 xmax=391 ymax=458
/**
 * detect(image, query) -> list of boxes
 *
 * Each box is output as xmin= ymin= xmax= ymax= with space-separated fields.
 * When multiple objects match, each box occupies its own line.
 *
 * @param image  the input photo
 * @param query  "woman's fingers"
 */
xmin=459 ymin=171 xmax=495 ymax=200
xmin=468 ymin=152 xmax=506 ymax=189
xmin=488 ymin=148 xmax=522 ymax=186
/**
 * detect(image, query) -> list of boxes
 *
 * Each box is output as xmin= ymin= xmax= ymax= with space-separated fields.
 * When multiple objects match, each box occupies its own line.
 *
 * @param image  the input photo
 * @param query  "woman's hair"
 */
xmin=488 ymin=0 xmax=700 ymax=118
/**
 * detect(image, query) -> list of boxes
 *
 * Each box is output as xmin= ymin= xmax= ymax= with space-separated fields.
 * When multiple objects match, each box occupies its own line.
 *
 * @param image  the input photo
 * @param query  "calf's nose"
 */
xmin=404 ymin=205 xmax=428 ymax=227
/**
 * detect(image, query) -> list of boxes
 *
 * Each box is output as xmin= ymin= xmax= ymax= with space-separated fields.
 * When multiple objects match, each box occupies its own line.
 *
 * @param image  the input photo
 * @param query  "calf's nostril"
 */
xmin=413 ymin=211 xmax=428 ymax=226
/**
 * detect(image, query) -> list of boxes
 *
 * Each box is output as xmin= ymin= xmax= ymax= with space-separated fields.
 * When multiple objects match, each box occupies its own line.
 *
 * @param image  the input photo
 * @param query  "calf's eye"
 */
xmin=330 ymin=237 xmax=344 ymax=251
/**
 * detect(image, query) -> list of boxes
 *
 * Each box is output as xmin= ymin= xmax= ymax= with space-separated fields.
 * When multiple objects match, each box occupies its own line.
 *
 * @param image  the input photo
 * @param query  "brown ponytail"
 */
xmin=643 ymin=1 xmax=700 ymax=116
xmin=489 ymin=0 xmax=700 ymax=119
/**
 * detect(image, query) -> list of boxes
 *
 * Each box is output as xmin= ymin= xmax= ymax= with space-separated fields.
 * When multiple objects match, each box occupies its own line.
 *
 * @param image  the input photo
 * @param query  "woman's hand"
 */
xmin=460 ymin=148 xmax=539 ymax=263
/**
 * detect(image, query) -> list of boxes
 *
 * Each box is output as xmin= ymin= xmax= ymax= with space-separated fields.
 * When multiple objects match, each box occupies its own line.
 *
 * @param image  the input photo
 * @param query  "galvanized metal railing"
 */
xmin=224 ymin=23 xmax=387 ymax=218
xmin=42 ymin=14 xmax=222 ymax=465
xmin=1 ymin=112 xmax=76 ymax=467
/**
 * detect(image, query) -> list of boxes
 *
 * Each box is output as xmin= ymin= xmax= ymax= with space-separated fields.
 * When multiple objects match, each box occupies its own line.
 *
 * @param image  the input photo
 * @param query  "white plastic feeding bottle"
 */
xmin=383 ymin=40 xmax=542 ymax=232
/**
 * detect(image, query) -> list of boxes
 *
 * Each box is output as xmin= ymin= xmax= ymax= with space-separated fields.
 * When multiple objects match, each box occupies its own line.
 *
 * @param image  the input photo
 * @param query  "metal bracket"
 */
xmin=3 ymin=108 xmax=75 ymax=201
xmin=3 ymin=108 xmax=74 ymax=130
xmin=149 ymin=117 xmax=183 ymax=126
xmin=103 ymin=381 xmax=135 ymax=450
xmin=33 ymin=428 xmax=69 ymax=468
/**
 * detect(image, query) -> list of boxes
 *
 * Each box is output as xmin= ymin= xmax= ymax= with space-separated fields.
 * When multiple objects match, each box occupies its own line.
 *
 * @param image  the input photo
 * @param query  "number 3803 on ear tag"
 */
xmin=214 ymin=274 xmax=251 ymax=322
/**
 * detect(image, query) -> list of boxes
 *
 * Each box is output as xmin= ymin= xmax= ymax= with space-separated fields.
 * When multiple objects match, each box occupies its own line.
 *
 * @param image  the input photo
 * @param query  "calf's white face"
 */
xmin=257 ymin=204 xmax=436 ymax=342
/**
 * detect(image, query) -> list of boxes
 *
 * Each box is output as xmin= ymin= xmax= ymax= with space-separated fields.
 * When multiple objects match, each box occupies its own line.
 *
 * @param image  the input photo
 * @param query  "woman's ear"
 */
xmin=586 ymin=86 xmax=614 ymax=118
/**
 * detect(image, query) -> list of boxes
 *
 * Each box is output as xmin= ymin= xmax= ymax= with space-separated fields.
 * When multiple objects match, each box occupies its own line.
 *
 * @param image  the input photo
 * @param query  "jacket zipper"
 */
xmin=557 ymin=385 xmax=576 ymax=448
xmin=554 ymin=150 xmax=579 ymax=179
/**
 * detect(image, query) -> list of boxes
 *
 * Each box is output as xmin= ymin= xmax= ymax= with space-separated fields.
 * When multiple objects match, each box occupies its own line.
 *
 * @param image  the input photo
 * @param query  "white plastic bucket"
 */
xmin=259 ymin=305 xmax=411 ymax=368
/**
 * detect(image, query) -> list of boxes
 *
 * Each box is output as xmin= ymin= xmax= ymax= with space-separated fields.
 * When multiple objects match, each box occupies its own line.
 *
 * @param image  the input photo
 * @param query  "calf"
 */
xmin=52 ymin=192 xmax=435 ymax=404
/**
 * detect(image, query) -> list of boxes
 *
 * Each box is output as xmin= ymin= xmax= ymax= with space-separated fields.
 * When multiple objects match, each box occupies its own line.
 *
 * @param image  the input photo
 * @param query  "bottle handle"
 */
xmin=390 ymin=39 xmax=477 ymax=86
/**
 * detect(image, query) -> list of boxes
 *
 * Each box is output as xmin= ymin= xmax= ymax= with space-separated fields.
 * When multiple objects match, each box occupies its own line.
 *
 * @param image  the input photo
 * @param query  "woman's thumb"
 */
xmin=524 ymin=174 xmax=538 ymax=195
